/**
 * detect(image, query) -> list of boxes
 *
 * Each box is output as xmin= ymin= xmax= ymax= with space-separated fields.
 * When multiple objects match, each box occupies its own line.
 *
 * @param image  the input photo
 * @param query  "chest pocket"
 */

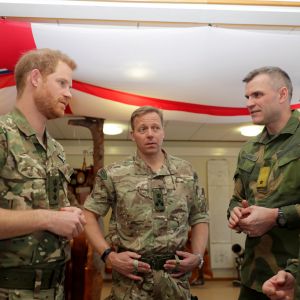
xmin=6 ymin=135 xmax=46 ymax=180
xmin=238 ymin=153 xmax=258 ymax=174
xmin=277 ymin=145 xmax=300 ymax=168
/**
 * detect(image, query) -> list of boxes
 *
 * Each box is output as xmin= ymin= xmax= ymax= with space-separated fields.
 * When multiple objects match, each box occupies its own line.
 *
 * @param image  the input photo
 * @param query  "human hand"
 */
xmin=108 ymin=251 xmax=151 ymax=281
xmin=238 ymin=205 xmax=277 ymax=237
xmin=46 ymin=206 xmax=86 ymax=239
xmin=228 ymin=200 xmax=250 ymax=231
xmin=262 ymin=270 xmax=295 ymax=300
xmin=164 ymin=250 xmax=199 ymax=277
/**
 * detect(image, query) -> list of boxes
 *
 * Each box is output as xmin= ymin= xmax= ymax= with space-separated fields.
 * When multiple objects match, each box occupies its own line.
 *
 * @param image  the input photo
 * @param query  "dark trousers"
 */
xmin=238 ymin=285 xmax=270 ymax=300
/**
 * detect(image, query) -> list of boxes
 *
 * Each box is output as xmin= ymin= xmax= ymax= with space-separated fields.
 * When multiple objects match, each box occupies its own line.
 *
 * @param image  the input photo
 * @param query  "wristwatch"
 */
xmin=101 ymin=247 xmax=113 ymax=262
xmin=276 ymin=208 xmax=287 ymax=228
xmin=195 ymin=253 xmax=204 ymax=269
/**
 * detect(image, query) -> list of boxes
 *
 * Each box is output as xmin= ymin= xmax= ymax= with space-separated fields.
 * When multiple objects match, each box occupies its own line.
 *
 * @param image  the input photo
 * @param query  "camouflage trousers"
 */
xmin=0 ymin=285 xmax=64 ymax=300
xmin=106 ymin=270 xmax=191 ymax=300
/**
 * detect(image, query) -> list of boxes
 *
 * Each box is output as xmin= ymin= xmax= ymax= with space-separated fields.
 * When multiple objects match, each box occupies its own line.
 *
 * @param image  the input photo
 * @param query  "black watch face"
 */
xmin=278 ymin=212 xmax=286 ymax=227
xmin=279 ymin=217 xmax=286 ymax=226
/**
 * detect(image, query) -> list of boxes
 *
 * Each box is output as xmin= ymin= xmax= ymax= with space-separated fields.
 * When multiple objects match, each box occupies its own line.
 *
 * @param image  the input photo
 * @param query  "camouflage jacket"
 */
xmin=84 ymin=151 xmax=209 ymax=255
xmin=0 ymin=108 xmax=72 ymax=268
xmin=228 ymin=110 xmax=300 ymax=292
xmin=285 ymin=256 xmax=299 ymax=299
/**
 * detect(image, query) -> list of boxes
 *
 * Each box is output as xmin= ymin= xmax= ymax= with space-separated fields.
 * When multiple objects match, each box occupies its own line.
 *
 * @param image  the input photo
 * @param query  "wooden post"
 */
xmin=67 ymin=117 xmax=105 ymax=300
xmin=68 ymin=117 xmax=104 ymax=179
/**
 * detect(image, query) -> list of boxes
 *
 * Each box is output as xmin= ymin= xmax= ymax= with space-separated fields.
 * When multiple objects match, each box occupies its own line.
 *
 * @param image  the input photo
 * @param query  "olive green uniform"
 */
xmin=228 ymin=110 xmax=300 ymax=298
xmin=84 ymin=151 xmax=209 ymax=300
xmin=0 ymin=109 xmax=72 ymax=299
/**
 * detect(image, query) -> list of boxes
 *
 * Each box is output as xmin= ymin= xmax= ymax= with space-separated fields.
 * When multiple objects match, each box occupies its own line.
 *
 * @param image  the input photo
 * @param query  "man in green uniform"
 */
xmin=227 ymin=66 xmax=300 ymax=300
xmin=0 ymin=48 xmax=86 ymax=299
xmin=84 ymin=106 xmax=209 ymax=300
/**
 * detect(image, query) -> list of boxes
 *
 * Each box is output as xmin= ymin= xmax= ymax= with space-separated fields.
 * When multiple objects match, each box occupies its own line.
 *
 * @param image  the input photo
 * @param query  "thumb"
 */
xmin=242 ymin=200 xmax=249 ymax=208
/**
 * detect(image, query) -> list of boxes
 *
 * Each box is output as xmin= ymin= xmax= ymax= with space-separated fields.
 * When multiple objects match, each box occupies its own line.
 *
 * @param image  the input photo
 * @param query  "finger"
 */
xmin=133 ymin=259 xmax=139 ymax=273
xmin=175 ymin=250 xmax=188 ymax=257
xmin=137 ymin=261 xmax=151 ymax=272
xmin=127 ymin=252 xmax=141 ymax=259
xmin=171 ymin=271 xmax=185 ymax=278
xmin=242 ymin=200 xmax=249 ymax=208
xmin=127 ymin=273 xmax=143 ymax=281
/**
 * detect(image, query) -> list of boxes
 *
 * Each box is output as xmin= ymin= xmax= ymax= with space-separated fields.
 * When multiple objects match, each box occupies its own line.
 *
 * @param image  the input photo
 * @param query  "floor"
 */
xmin=100 ymin=280 xmax=240 ymax=300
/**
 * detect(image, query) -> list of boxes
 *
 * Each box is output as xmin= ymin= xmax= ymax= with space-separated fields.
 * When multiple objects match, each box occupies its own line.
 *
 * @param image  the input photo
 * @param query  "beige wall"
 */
xmin=61 ymin=139 xmax=246 ymax=278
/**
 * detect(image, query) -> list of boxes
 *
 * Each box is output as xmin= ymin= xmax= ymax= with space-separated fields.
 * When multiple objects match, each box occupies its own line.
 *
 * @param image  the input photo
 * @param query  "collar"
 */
xmin=11 ymin=108 xmax=57 ymax=153
xmin=133 ymin=149 xmax=177 ymax=176
xmin=11 ymin=108 xmax=36 ymax=138
xmin=255 ymin=110 xmax=300 ymax=144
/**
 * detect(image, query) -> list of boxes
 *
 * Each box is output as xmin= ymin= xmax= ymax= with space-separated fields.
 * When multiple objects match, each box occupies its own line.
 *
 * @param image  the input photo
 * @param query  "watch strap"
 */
xmin=101 ymin=248 xmax=113 ymax=262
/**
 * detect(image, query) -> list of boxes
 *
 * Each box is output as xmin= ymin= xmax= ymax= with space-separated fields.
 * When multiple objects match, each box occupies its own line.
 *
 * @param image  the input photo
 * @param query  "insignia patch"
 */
xmin=99 ymin=168 xmax=107 ymax=180
xmin=257 ymin=166 xmax=271 ymax=189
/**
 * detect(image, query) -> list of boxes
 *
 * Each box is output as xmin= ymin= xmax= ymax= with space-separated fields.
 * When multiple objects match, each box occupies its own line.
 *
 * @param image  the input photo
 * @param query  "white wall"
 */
xmin=60 ymin=139 xmax=246 ymax=278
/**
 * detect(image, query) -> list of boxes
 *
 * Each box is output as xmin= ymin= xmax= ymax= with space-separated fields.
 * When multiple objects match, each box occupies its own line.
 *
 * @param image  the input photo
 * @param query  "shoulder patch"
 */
xmin=99 ymin=168 xmax=108 ymax=180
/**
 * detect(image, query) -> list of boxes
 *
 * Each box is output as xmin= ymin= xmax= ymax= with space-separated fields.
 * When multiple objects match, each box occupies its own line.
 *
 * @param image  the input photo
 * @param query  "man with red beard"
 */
xmin=0 ymin=49 xmax=86 ymax=299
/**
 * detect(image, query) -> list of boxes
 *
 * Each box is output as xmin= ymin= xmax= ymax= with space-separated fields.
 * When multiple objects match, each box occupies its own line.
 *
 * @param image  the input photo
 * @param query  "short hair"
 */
xmin=243 ymin=66 xmax=293 ymax=101
xmin=14 ymin=48 xmax=77 ymax=97
xmin=130 ymin=106 xmax=164 ymax=130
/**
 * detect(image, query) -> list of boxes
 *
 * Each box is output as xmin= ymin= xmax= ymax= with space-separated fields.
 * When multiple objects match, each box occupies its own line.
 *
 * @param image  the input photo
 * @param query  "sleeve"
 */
xmin=227 ymin=154 xmax=245 ymax=219
xmin=0 ymin=128 xmax=8 ymax=169
xmin=285 ymin=258 xmax=298 ymax=278
xmin=84 ymin=167 xmax=115 ymax=217
xmin=189 ymin=171 xmax=209 ymax=226
xmin=281 ymin=205 xmax=300 ymax=229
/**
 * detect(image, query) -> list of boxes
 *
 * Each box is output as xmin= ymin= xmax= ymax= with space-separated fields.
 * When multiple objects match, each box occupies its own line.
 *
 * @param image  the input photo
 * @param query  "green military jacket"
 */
xmin=228 ymin=110 xmax=300 ymax=292
xmin=285 ymin=256 xmax=299 ymax=299
xmin=0 ymin=108 xmax=72 ymax=268
xmin=84 ymin=151 xmax=209 ymax=255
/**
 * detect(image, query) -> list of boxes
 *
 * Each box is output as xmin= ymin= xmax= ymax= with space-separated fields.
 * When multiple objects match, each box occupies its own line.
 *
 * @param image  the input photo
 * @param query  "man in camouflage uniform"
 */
xmin=84 ymin=106 xmax=209 ymax=300
xmin=228 ymin=66 xmax=300 ymax=300
xmin=0 ymin=49 xmax=86 ymax=299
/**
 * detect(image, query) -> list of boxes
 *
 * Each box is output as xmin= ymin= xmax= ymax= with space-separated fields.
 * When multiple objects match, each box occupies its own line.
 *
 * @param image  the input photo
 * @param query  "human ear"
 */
xmin=30 ymin=69 xmax=42 ymax=87
xmin=278 ymin=86 xmax=289 ymax=103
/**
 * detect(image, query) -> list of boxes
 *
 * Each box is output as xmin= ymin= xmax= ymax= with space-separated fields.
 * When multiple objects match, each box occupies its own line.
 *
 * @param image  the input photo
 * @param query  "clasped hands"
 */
xmin=228 ymin=200 xmax=277 ymax=237
xmin=107 ymin=250 xmax=200 ymax=281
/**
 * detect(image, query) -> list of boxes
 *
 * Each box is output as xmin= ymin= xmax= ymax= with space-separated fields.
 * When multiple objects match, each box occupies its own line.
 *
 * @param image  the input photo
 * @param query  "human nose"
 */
xmin=246 ymin=97 xmax=255 ymax=109
xmin=63 ymin=87 xmax=72 ymax=99
xmin=146 ymin=128 xmax=154 ymax=137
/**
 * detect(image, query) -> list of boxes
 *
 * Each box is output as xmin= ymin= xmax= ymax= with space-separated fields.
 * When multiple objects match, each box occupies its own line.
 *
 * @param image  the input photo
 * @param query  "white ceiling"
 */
xmin=46 ymin=116 xmax=252 ymax=142
xmin=1 ymin=0 xmax=300 ymax=142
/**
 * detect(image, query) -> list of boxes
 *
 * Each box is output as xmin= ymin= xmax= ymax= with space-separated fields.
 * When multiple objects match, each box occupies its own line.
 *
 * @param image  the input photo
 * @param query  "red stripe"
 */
xmin=0 ymin=20 xmax=36 ymax=71
xmin=73 ymin=80 xmax=249 ymax=116
xmin=2 ymin=74 xmax=299 ymax=116
xmin=0 ymin=74 xmax=15 ymax=88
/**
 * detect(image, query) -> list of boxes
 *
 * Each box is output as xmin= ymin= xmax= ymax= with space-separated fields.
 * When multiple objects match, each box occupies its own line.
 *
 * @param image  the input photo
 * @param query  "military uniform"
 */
xmin=285 ymin=256 xmax=299 ymax=299
xmin=84 ymin=151 xmax=209 ymax=300
xmin=228 ymin=110 xmax=300 ymax=298
xmin=0 ymin=109 xmax=73 ymax=299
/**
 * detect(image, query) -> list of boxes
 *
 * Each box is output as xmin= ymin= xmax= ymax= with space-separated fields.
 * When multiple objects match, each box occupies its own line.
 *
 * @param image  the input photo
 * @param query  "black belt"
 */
xmin=118 ymin=247 xmax=175 ymax=270
xmin=0 ymin=266 xmax=64 ymax=290
xmin=141 ymin=254 xmax=175 ymax=270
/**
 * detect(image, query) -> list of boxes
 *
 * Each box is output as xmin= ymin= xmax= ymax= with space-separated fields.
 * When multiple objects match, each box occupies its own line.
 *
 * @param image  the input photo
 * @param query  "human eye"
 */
xmin=57 ymin=79 xmax=68 ymax=88
xmin=138 ymin=126 xmax=147 ymax=133
xmin=253 ymin=92 xmax=263 ymax=99
xmin=152 ymin=125 xmax=161 ymax=132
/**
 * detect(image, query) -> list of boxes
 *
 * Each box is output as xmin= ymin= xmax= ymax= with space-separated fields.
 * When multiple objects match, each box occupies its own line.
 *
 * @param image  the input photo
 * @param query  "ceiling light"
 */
xmin=239 ymin=125 xmax=263 ymax=137
xmin=103 ymin=124 xmax=124 ymax=135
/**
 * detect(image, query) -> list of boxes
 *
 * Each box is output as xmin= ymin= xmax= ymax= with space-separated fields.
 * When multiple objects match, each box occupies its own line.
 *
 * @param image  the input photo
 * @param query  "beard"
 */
xmin=34 ymin=87 xmax=67 ymax=120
